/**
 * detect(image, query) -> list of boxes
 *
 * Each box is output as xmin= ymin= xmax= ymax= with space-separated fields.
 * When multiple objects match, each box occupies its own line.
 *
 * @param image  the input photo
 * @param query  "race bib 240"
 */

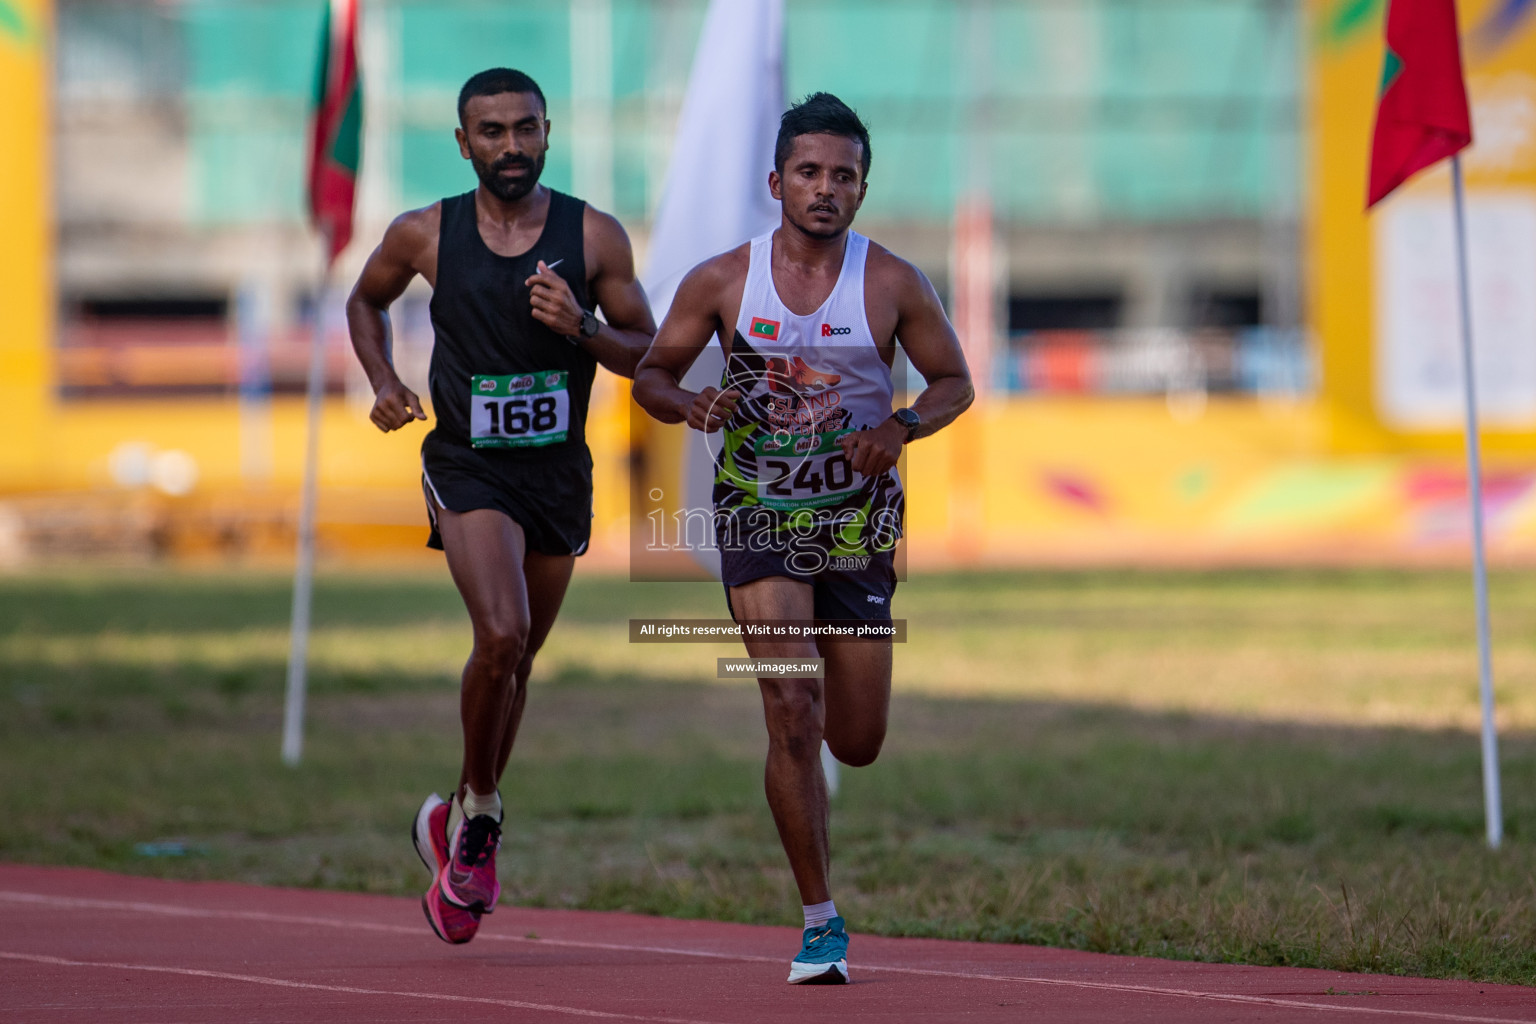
xmin=753 ymin=429 xmax=864 ymax=510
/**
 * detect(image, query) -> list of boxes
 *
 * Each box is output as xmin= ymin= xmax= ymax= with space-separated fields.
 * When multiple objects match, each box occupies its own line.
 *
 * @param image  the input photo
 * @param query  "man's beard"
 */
xmin=473 ymin=150 xmax=545 ymax=203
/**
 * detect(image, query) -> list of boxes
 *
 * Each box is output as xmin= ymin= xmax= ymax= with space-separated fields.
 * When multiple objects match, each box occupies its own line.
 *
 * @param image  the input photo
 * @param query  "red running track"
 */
xmin=2 ymin=865 xmax=1533 ymax=1023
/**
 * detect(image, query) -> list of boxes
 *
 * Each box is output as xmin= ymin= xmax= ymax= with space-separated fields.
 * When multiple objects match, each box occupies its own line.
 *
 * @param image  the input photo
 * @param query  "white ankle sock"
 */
xmin=803 ymin=899 xmax=837 ymax=930
xmin=462 ymin=788 xmax=501 ymax=822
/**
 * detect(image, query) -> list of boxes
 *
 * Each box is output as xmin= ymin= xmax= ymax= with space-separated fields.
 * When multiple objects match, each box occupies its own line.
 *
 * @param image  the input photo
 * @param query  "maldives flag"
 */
xmin=1367 ymin=0 xmax=1473 ymax=208
xmin=307 ymin=0 xmax=361 ymax=264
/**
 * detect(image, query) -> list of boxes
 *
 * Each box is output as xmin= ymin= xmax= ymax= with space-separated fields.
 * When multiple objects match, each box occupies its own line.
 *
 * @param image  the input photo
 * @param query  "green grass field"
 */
xmin=3 ymin=567 xmax=1535 ymax=984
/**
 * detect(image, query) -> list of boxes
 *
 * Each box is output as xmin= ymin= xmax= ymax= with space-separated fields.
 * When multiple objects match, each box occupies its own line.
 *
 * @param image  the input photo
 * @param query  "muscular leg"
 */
xmin=434 ymin=505 xmax=532 ymax=801
xmin=492 ymin=550 xmax=575 ymax=780
xmin=819 ymin=639 xmax=892 ymax=768
xmin=730 ymin=577 xmax=831 ymax=907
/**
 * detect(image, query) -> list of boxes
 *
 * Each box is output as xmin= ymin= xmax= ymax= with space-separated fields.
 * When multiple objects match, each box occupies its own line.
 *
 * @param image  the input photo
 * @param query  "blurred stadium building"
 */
xmin=5 ymin=0 xmax=1536 ymax=566
xmin=50 ymin=0 xmax=1306 ymax=400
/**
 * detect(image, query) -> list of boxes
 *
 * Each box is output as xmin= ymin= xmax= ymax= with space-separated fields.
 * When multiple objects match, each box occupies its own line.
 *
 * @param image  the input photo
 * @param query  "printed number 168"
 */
xmin=484 ymin=396 xmax=558 ymax=436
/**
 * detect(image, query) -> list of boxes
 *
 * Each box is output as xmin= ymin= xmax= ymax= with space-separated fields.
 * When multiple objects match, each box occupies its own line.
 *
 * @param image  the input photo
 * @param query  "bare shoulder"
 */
xmin=865 ymin=239 xmax=933 ymax=299
xmin=860 ymin=238 xmax=951 ymax=352
xmin=354 ymin=202 xmax=440 ymax=297
xmin=660 ymin=244 xmax=750 ymax=332
xmin=381 ymin=201 xmax=441 ymax=259
xmin=681 ymin=242 xmax=751 ymax=293
xmin=581 ymin=204 xmax=632 ymax=251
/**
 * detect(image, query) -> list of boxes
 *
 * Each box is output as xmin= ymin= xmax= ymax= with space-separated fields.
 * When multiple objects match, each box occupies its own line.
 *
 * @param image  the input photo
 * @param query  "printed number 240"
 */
xmin=762 ymin=453 xmax=855 ymax=496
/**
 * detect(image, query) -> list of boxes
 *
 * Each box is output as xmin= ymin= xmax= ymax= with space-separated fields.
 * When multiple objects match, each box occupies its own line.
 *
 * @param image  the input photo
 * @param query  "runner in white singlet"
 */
xmin=711 ymin=228 xmax=905 ymax=567
xmin=635 ymin=93 xmax=974 ymax=985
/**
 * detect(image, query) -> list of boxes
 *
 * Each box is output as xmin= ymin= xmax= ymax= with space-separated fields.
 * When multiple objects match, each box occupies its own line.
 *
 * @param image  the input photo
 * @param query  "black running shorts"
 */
xmin=719 ymin=540 xmax=897 ymax=624
xmin=420 ymin=434 xmax=593 ymax=557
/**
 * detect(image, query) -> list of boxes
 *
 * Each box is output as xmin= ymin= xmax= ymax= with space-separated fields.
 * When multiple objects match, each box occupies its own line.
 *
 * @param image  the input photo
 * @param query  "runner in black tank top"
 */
xmin=427 ymin=188 xmax=595 ymax=459
xmin=344 ymin=69 xmax=655 ymax=945
xmin=420 ymin=188 xmax=601 ymax=556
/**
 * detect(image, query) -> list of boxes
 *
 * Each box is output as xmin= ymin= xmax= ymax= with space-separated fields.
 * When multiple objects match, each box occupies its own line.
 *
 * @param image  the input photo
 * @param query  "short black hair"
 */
xmin=457 ymin=68 xmax=546 ymax=126
xmin=774 ymin=92 xmax=871 ymax=180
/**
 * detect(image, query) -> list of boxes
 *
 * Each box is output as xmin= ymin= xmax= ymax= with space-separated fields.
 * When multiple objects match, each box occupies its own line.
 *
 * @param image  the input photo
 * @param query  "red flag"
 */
xmin=307 ymin=0 xmax=361 ymax=264
xmin=1367 ymin=0 xmax=1473 ymax=208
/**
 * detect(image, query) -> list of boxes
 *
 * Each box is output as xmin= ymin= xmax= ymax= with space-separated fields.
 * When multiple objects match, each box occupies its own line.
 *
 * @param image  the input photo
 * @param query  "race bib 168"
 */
xmin=469 ymin=372 xmax=570 ymax=448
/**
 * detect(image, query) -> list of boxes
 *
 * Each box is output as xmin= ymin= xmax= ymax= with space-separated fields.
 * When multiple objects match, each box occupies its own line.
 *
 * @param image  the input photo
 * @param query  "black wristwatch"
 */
xmin=569 ymin=310 xmax=600 ymax=345
xmin=891 ymin=407 xmax=920 ymax=443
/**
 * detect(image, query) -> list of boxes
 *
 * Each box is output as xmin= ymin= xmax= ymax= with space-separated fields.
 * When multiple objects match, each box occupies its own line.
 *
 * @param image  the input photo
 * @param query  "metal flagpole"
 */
xmin=282 ymin=237 xmax=332 ymax=766
xmin=1449 ymin=155 xmax=1502 ymax=849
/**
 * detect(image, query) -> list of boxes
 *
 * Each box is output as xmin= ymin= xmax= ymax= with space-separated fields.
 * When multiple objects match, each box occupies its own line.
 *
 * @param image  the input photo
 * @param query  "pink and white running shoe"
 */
xmin=438 ymin=811 xmax=502 ymax=914
xmin=412 ymin=793 xmax=481 ymax=944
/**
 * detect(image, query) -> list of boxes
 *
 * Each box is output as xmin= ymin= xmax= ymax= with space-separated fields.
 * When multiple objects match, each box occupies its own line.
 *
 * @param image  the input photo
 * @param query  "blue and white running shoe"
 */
xmin=787 ymin=916 xmax=849 ymax=984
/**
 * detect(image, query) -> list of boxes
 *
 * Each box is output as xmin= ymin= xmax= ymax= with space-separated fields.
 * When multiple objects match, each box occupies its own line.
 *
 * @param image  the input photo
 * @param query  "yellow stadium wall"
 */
xmin=0 ymin=0 xmax=53 ymax=489
xmin=9 ymin=0 xmax=1536 ymax=568
xmin=636 ymin=394 xmax=1536 ymax=571
xmin=1 ymin=371 xmax=636 ymax=564
xmin=901 ymin=397 xmax=1536 ymax=567
xmin=1309 ymin=0 xmax=1536 ymax=455
xmin=12 ymin=376 xmax=1536 ymax=568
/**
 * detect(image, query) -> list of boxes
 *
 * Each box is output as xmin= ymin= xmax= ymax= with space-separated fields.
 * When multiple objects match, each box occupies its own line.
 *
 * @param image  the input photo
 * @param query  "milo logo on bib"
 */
xmin=469 ymin=371 xmax=571 ymax=449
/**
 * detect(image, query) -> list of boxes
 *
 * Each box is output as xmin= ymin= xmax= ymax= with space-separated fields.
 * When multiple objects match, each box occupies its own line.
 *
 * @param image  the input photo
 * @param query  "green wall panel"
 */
xmin=185 ymin=2 xmax=318 ymax=97
xmin=93 ymin=0 xmax=1301 ymax=227
xmin=398 ymin=6 xmax=570 ymax=92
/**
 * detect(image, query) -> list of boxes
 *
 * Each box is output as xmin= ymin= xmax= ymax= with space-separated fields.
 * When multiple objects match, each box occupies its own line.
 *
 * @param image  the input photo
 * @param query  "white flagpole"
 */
xmin=1449 ymin=155 xmax=1502 ymax=849
xmin=283 ymin=241 xmax=332 ymax=766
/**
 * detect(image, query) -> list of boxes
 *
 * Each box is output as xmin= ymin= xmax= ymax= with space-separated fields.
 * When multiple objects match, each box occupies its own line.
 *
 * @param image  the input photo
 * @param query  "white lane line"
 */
xmin=0 ymin=951 xmax=740 ymax=1024
xmin=1 ymin=891 xmax=1530 ymax=1024
xmin=853 ymin=963 xmax=1536 ymax=1024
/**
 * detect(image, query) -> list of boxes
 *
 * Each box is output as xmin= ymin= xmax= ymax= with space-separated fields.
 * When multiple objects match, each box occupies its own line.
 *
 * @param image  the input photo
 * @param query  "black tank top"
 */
xmin=426 ymin=188 xmax=596 ymax=461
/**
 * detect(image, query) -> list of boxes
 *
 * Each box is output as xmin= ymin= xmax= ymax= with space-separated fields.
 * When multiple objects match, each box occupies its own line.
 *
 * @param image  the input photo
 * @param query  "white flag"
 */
xmin=642 ymin=3 xmax=842 ymax=796
xmin=643 ymin=0 xmax=785 ymax=319
xmin=642 ymin=0 xmax=785 ymax=580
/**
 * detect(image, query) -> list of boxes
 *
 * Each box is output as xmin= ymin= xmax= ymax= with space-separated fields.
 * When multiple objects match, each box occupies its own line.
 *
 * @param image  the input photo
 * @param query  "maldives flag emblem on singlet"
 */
xmin=749 ymin=317 xmax=780 ymax=341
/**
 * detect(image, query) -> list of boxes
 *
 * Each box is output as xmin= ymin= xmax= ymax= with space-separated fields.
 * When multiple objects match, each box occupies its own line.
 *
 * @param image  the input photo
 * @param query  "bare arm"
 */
xmin=633 ymin=252 xmax=744 ymax=431
xmin=891 ymin=261 xmax=974 ymax=439
xmin=526 ymin=208 xmax=656 ymax=379
xmin=839 ymin=252 xmax=974 ymax=476
xmin=346 ymin=207 xmax=436 ymax=432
